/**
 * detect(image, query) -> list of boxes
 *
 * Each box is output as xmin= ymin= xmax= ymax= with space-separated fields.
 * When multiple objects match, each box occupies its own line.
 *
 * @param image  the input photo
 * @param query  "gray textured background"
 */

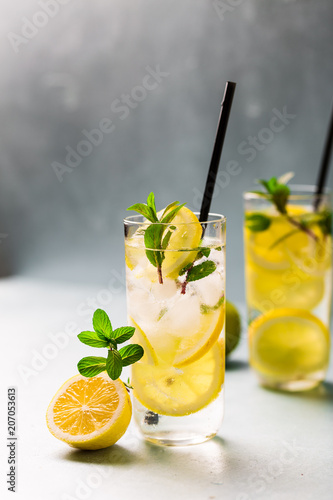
xmin=0 ymin=0 xmax=332 ymax=304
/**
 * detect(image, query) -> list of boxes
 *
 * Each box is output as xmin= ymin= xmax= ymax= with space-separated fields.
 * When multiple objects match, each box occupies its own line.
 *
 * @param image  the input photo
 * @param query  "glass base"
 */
xmin=133 ymin=389 xmax=224 ymax=447
xmin=257 ymin=370 xmax=326 ymax=392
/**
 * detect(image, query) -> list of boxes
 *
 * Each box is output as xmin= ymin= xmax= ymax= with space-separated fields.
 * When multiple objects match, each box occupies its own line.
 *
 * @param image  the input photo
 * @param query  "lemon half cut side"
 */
xmin=46 ymin=372 xmax=132 ymax=450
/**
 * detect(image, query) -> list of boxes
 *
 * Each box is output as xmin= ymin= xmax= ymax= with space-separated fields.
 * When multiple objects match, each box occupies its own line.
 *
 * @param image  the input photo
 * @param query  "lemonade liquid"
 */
xmin=244 ymin=192 xmax=331 ymax=391
xmin=124 ymin=213 xmax=226 ymax=445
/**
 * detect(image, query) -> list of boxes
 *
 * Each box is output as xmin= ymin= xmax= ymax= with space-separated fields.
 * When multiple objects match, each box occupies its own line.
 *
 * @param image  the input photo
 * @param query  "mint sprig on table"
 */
xmin=77 ymin=309 xmax=143 ymax=388
xmin=246 ymin=173 xmax=331 ymax=242
xmin=127 ymin=193 xmax=218 ymax=288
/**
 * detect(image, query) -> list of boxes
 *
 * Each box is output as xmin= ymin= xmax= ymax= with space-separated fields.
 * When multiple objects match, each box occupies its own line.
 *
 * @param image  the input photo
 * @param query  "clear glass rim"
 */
xmin=124 ymin=212 xmax=226 ymax=226
xmin=243 ymin=184 xmax=332 ymax=201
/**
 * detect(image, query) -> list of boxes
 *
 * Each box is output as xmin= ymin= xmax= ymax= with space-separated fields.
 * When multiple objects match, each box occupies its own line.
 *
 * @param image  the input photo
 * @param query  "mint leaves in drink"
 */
xmin=179 ymin=253 xmax=217 ymax=295
xmin=127 ymin=193 xmax=219 ymax=291
xmin=255 ymin=175 xmax=291 ymax=215
xmin=245 ymin=213 xmax=271 ymax=232
xmin=247 ymin=173 xmax=331 ymax=240
xmin=127 ymin=193 xmax=185 ymax=284
xmin=77 ymin=309 xmax=143 ymax=386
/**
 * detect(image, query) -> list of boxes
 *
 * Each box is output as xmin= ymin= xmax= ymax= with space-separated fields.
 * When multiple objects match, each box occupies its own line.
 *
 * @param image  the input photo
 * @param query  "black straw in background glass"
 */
xmin=199 ymin=81 xmax=236 ymax=225
xmin=314 ymin=101 xmax=333 ymax=211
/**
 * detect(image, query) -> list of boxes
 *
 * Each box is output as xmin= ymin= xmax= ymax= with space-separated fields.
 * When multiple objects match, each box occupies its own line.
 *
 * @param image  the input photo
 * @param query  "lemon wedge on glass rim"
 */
xmin=46 ymin=372 xmax=132 ymax=450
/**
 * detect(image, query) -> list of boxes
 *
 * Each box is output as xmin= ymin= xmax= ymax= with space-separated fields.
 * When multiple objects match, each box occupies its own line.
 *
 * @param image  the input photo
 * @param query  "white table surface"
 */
xmin=1 ymin=276 xmax=333 ymax=500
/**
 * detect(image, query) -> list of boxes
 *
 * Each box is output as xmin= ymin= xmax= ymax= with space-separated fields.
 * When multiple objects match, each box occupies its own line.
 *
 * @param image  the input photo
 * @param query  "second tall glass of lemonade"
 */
xmin=244 ymin=186 xmax=332 ymax=391
xmin=124 ymin=209 xmax=226 ymax=446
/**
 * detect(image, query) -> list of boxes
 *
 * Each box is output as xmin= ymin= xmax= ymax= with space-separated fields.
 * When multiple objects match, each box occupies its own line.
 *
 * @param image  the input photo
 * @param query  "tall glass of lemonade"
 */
xmin=124 ymin=199 xmax=226 ymax=446
xmin=244 ymin=183 xmax=331 ymax=391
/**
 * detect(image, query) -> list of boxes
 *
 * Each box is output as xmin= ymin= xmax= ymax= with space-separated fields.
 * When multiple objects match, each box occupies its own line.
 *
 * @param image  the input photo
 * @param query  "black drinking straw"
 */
xmin=314 ymin=101 xmax=333 ymax=211
xmin=199 ymin=81 xmax=236 ymax=223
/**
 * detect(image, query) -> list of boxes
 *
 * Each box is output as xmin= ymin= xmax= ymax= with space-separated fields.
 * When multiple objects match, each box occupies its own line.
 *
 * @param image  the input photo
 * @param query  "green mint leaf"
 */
xmin=77 ymin=331 xmax=110 ymax=348
xmin=145 ymin=248 xmax=164 ymax=269
xmin=160 ymin=203 xmax=186 ymax=224
xmin=272 ymin=184 xmax=290 ymax=214
xmin=161 ymin=201 xmax=180 ymax=219
xmin=196 ymin=247 xmax=211 ymax=259
xmin=245 ymin=213 xmax=271 ymax=232
xmin=187 ymin=260 xmax=216 ymax=282
xmin=200 ymin=294 xmax=225 ymax=314
xmin=146 ymin=192 xmax=157 ymax=216
xmin=258 ymin=179 xmax=273 ymax=194
xmin=112 ymin=326 xmax=135 ymax=344
xmin=144 ymin=224 xmax=165 ymax=268
xmin=109 ymin=338 xmax=118 ymax=350
xmin=106 ymin=350 xmax=123 ymax=380
xmin=179 ymin=261 xmax=193 ymax=276
xmin=118 ymin=344 xmax=144 ymax=367
xmin=77 ymin=356 xmax=107 ymax=377
xmin=161 ymin=229 xmax=173 ymax=250
xmin=144 ymin=223 xmax=164 ymax=250
xmin=127 ymin=203 xmax=157 ymax=223
xmin=256 ymin=176 xmax=290 ymax=215
xmin=93 ymin=309 xmax=112 ymax=338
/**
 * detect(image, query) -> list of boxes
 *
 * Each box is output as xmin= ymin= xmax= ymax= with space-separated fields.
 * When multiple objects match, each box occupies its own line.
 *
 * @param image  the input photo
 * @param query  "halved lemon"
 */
xmin=46 ymin=373 xmax=132 ymax=450
xmin=249 ymin=308 xmax=330 ymax=380
xmin=132 ymin=342 xmax=224 ymax=417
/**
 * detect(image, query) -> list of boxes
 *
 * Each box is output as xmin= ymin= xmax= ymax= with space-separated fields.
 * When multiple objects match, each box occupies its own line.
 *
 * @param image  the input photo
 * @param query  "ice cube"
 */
xmin=194 ymin=268 xmax=224 ymax=307
xmin=159 ymin=291 xmax=202 ymax=337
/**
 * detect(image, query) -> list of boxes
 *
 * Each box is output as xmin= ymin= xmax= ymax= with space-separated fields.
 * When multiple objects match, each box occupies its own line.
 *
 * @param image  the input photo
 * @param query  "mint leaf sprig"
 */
xmin=178 ymin=246 xmax=219 ymax=295
xmin=248 ymin=173 xmax=319 ymax=242
xmin=77 ymin=309 xmax=143 ymax=388
xmin=127 ymin=192 xmax=185 ymax=284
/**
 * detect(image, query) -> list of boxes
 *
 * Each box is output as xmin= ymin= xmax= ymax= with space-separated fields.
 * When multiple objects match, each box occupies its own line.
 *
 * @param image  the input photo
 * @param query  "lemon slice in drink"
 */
xmin=46 ymin=373 xmax=132 ymax=450
xmin=125 ymin=206 xmax=202 ymax=278
xmin=173 ymin=304 xmax=225 ymax=367
xmin=130 ymin=302 xmax=224 ymax=367
xmin=132 ymin=342 xmax=224 ymax=417
xmin=249 ymin=308 xmax=330 ymax=380
xmin=130 ymin=317 xmax=158 ymax=365
xmin=159 ymin=206 xmax=202 ymax=278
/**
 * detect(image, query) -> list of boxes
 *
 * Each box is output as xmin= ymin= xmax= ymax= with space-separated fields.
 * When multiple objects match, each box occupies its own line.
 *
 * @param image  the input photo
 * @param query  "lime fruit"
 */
xmin=225 ymin=300 xmax=241 ymax=356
